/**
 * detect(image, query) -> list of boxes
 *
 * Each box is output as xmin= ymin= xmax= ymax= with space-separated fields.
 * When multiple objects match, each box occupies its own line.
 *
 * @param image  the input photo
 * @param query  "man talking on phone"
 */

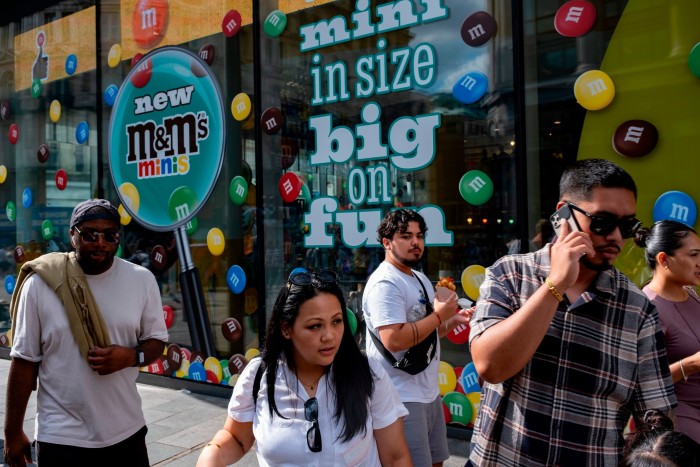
xmin=468 ymin=159 xmax=676 ymax=466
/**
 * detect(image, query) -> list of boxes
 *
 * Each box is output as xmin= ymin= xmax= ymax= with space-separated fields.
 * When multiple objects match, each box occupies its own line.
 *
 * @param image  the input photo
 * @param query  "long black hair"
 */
xmin=633 ymin=220 xmax=697 ymax=270
xmin=260 ymin=278 xmax=374 ymax=443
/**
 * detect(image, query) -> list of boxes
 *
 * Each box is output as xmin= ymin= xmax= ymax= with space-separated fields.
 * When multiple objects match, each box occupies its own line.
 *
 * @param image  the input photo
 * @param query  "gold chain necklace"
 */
xmin=297 ymin=374 xmax=322 ymax=391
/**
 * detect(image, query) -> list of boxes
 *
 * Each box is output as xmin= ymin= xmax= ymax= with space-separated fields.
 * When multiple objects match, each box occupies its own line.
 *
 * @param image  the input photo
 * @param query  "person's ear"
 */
xmin=281 ymin=325 xmax=291 ymax=339
xmin=656 ymin=252 xmax=669 ymax=268
xmin=382 ymin=238 xmax=391 ymax=251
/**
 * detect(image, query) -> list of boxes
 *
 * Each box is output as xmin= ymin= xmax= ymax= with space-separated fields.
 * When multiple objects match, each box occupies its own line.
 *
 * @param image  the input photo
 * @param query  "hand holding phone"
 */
xmin=550 ymin=204 xmax=581 ymax=238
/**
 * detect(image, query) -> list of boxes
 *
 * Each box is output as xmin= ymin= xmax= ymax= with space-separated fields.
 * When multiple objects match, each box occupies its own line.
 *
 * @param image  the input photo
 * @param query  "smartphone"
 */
xmin=550 ymin=204 xmax=581 ymax=238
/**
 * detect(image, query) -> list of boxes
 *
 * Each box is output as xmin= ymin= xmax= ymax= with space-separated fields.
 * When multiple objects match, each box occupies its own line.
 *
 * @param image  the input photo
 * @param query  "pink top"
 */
xmin=643 ymin=286 xmax=700 ymax=443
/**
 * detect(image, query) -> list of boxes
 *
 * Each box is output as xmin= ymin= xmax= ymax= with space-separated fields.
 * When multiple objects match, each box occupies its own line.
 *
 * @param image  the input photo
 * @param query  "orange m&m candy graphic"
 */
xmin=132 ymin=0 xmax=169 ymax=49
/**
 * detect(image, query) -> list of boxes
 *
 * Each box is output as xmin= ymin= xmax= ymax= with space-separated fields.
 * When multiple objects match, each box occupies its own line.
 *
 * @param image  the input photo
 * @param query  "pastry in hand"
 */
xmin=435 ymin=276 xmax=456 ymax=301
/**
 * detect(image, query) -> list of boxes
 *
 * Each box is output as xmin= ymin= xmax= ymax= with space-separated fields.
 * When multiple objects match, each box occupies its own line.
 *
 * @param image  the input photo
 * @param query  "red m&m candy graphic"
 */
xmin=130 ymin=58 xmax=153 ymax=88
xmin=8 ymin=124 xmax=18 ymax=144
xmin=222 ymin=10 xmax=242 ymax=38
xmin=279 ymin=172 xmax=301 ymax=203
xmin=55 ymin=169 xmax=68 ymax=190
xmin=554 ymin=0 xmax=596 ymax=37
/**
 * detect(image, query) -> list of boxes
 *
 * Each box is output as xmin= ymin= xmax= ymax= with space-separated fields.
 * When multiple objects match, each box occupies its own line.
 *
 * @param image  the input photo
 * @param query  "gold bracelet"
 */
xmin=206 ymin=442 xmax=221 ymax=449
xmin=545 ymin=277 xmax=563 ymax=302
xmin=679 ymin=358 xmax=689 ymax=382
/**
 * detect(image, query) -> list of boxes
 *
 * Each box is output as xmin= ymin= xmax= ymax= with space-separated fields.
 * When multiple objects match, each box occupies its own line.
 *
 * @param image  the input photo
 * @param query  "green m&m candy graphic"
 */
xmin=31 ymin=79 xmax=42 ymax=98
xmin=264 ymin=10 xmax=287 ymax=37
xmin=185 ymin=216 xmax=198 ymax=236
xmin=6 ymin=201 xmax=16 ymax=221
xmin=229 ymin=176 xmax=248 ymax=205
xmin=168 ymin=186 xmax=198 ymax=224
xmin=459 ymin=170 xmax=494 ymax=206
xmin=41 ymin=219 xmax=54 ymax=240
xmin=346 ymin=309 xmax=357 ymax=335
xmin=442 ymin=391 xmax=473 ymax=426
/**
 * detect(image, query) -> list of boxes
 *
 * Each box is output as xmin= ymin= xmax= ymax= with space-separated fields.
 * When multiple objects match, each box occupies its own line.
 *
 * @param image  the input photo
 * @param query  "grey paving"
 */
xmin=0 ymin=358 xmax=470 ymax=465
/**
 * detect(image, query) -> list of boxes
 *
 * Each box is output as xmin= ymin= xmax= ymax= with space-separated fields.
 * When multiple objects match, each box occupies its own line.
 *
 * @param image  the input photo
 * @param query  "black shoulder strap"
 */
xmin=368 ymin=271 xmax=433 ymax=367
xmin=252 ymin=358 xmax=265 ymax=406
xmin=412 ymin=272 xmax=434 ymax=315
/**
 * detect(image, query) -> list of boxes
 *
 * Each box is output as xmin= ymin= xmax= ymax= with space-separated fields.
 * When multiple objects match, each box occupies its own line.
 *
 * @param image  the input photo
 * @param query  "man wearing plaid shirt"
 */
xmin=468 ymin=159 xmax=676 ymax=466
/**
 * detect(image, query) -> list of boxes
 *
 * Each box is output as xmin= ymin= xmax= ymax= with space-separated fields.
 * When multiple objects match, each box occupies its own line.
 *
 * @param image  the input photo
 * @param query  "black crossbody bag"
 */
xmin=368 ymin=272 xmax=437 ymax=375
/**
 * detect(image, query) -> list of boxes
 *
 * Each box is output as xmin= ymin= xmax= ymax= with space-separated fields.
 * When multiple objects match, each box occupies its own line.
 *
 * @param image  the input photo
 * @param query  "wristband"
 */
xmin=680 ymin=358 xmax=688 ymax=382
xmin=434 ymin=313 xmax=442 ymax=327
xmin=545 ymin=277 xmax=563 ymax=302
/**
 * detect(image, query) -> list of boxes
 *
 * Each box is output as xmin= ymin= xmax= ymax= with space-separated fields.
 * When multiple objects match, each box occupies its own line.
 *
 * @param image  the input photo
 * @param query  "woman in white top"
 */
xmin=197 ymin=270 xmax=412 ymax=466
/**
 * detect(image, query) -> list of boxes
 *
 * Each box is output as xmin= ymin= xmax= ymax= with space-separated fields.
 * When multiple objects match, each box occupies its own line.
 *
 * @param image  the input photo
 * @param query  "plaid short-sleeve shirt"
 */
xmin=468 ymin=246 xmax=676 ymax=467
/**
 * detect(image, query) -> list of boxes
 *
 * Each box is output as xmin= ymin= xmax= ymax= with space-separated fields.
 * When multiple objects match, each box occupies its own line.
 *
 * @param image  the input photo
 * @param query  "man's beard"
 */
xmin=400 ymin=256 xmax=422 ymax=268
xmin=580 ymin=255 xmax=613 ymax=272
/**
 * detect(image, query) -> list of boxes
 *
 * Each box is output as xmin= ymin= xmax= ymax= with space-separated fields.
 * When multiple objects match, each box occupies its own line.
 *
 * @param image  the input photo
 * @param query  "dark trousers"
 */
xmin=36 ymin=425 xmax=149 ymax=467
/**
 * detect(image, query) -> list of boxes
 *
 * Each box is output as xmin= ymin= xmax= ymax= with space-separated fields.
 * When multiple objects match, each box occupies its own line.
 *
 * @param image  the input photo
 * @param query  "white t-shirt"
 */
xmin=229 ymin=357 xmax=408 ymax=466
xmin=362 ymin=261 xmax=440 ymax=403
xmin=10 ymin=257 xmax=168 ymax=448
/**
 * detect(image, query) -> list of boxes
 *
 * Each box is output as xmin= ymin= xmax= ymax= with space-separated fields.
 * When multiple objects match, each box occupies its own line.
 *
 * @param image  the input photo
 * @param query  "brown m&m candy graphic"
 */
xmin=221 ymin=317 xmax=243 ymax=342
xmin=461 ymin=11 xmax=497 ymax=47
xmin=37 ymin=143 xmax=50 ymax=163
xmin=228 ymin=353 xmax=248 ymax=375
xmin=261 ymin=107 xmax=284 ymax=135
xmin=13 ymin=246 xmax=25 ymax=264
xmin=166 ymin=343 xmax=182 ymax=370
xmin=612 ymin=120 xmax=658 ymax=158
xmin=190 ymin=350 xmax=206 ymax=365
xmin=150 ymin=245 xmax=168 ymax=272
xmin=199 ymin=44 xmax=215 ymax=66
xmin=0 ymin=334 xmax=9 ymax=347
xmin=1 ymin=100 xmax=11 ymax=120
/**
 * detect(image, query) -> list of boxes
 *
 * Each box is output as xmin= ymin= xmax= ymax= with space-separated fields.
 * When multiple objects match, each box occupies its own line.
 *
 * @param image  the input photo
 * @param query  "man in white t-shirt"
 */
xmin=4 ymin=199 xmax=168 ymax=466
xmin=362 ymin=209 xmax=471 ymax=466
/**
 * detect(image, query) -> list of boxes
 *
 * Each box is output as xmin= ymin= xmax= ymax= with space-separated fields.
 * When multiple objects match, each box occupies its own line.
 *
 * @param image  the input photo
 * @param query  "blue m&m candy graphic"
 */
xmin=65 ymin=54 xmax=78 ymax=75
xmin=22 ymin=187 xmax=33 ymax=208
xmin=103 ymin=84 xmax=119 ymax=107
xmin=226 ymin=265 xmax=246 ymax=294
xmin=653 ymin=191 xmax=697 ymax=227
xmin=460 ymin=362 xmax=481 ymax=393
xmin=5 ymin=275 xmax=16 ymax=294
xmin=76 ymin=121 xmax=89 ymax=144
xmin=453 ymin=71 xmax=488 ymax=104
xmin=188 ymin=362 xmax=207 ymax=381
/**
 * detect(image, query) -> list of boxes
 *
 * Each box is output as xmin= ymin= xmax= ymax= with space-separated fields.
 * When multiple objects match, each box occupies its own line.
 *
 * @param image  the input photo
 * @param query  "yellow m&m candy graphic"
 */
xmin=49 ymin=100 xmax=61 ymax=122
xmin=0 ymin=165 xmax=7 ymax=184
xmin=231 ymin=93 xmax=252 ymax=121
xmin=461 ymin=265 xmax=486 ymax=301
xmin=119 ymin=182 xmax=140 ymax=213
xmin=108 ymin=44 xmax=122 ymax=68
xmin=207 ymin=228 xmax=225 ymax=256
xmin=574 ymin=70 xmax=615 ymax=110
xmin=118 ymin=204 xmax=132 ymax=225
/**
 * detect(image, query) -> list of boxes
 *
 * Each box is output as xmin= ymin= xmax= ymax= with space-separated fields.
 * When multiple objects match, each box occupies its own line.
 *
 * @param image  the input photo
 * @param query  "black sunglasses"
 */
xmin=288 ymin=270 xmax=339 ymax=288
xmin=74 ymin=226 xmax=121 ymax=244
xmin=566 ymin=202 xmax=641 ymax=239
xmin=304 ymin=397 xmax=322 ymax=452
